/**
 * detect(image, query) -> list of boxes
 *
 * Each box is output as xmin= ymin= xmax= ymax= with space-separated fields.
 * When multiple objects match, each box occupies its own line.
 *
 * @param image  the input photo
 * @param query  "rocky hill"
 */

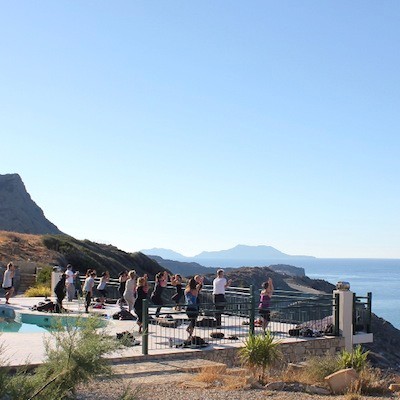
xmin=0 ymin=174 xmax=62 ymax=235
xmin=0 ymin=231 xmax=165 ymax=279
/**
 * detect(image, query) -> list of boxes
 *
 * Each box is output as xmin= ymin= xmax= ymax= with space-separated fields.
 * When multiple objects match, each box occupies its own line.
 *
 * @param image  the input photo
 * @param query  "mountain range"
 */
xmin=141 ymin=244 xmax=315 ymax=268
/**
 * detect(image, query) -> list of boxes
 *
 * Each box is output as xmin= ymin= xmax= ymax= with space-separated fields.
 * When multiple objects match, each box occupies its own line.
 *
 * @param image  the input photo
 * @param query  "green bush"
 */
xmin=240 ymin=332 xmax=282 ymax=383
xmin=36 ymin=265 xmax=53 ymax=287
xmin=339 ymin=345 xmax=369 ymax=372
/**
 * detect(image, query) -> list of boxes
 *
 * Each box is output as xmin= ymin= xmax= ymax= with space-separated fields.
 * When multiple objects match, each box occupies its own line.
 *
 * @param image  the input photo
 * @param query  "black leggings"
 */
xmin=84 ymin=291 xmax=92 ymax=312
xmin=213 ymin=294 xmax=226 ymax=325
xmin=186 ymin=307 xmax=199 ymax=331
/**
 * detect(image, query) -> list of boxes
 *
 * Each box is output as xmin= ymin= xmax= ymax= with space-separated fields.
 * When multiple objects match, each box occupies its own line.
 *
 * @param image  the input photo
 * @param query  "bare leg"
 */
xmin=5 ymin=287 xmax=14 ymax=304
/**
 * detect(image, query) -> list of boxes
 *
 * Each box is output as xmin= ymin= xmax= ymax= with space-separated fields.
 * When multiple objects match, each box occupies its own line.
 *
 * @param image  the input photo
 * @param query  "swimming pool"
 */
xmin=0 ymin=306 xmax=108 ymax=333
xmin=0 ymin=318 xmax=48 ymax=333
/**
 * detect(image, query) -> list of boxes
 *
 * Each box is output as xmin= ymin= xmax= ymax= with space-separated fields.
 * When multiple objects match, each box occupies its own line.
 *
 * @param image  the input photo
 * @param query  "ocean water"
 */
xmin=200 ymin=257 xmax=400 ymax=329
xmin=286 ymin=258 xmax=400 ymax=329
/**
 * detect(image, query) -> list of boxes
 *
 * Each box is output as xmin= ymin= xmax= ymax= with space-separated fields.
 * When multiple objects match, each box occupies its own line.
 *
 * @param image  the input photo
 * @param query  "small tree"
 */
xmin=0 ymin=316 xmax=121 ymax=400
xmin=239 ymin=331 xmax=283 ymax=384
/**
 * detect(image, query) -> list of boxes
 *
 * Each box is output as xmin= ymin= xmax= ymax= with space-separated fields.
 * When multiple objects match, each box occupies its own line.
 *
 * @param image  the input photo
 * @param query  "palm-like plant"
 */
xmin=239 ymin=331 xmax=283 ymax=383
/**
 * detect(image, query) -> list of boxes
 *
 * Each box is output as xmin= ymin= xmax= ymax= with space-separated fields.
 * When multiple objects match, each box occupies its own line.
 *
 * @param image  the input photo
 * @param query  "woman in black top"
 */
xmin=150 ymin=271 xmax=167 ymax=317
xmin=171 ymin=274 xmax=184 ymax=310
xmin=54 ymin=273 xmax=67 ymax=313
xmin=134 ymin=275 xmax=148 ymax=334
xmin=118 ymin=270 xmax=128 ymax=305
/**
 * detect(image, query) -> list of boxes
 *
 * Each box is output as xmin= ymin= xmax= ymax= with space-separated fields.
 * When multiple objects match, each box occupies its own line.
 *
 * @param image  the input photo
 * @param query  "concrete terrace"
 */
xmin=0 ymin=296 xmax=344 ymax=368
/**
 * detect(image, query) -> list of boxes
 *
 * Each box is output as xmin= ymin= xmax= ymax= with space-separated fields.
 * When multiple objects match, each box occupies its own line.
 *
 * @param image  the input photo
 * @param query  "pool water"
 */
xmin=0 ymin=311 xmax=109 ymax=333
xmin=0 ymin=318 xmax=49 ymax=333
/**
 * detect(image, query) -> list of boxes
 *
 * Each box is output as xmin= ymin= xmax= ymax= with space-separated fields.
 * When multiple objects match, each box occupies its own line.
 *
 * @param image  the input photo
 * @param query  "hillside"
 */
xmin=0 ymin=231 xmax=165 ymax=278
xmin=0 ymin=174 xmax=63 ymax=235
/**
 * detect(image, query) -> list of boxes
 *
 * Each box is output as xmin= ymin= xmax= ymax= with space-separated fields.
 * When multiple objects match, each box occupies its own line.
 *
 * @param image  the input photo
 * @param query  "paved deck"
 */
xmin=0 ymin=296 xmax=312 ymax=367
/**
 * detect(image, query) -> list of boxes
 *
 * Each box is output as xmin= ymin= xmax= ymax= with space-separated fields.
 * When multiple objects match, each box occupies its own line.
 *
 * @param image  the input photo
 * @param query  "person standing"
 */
xmin=171 ymin=274 xmax=184 ymax=311
xmin=74 ymin=271 xmax=83 ymax=298
xmin=97 ymin=271 xmax=109 ymax=306
xmin=65 ymin=264 xmax=76 ymax=302
xmin=258 ymin=278 xmax=274 ymax=332
xmin=2 ymin=262 xmax=15 ymax=304
xmin=150 ymin=271 xmax=168 ymax=317
xmin=123 ymin=270 xmax=137 ymax=313
xmin=82 ymin=270 xmax=96 ymax=313
xmin=134 ymin=275 xmax=149 ymax=334
xmin=54 ymin=273 xmax=67 ymax=313
xmin=194 ymin=274 xmax=204 ymax=307
xmin=118 ymin=270 xmax=128 ymax=306
xmin=212 ymin=269 xmax=232 ymax=327
xmin=185 ymin=277 xmax=200 ymax=339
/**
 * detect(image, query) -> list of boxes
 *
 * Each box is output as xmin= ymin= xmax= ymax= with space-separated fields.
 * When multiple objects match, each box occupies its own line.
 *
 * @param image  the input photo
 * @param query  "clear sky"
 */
xmin=1 ymin=1 xmax=399 ymax=258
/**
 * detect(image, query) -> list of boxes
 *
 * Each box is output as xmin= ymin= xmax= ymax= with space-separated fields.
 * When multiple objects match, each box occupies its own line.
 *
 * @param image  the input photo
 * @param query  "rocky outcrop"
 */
xmin=0 ymin=174 xmax=62 ymax=235
xmin=269 ymin=264 xmax=305 ymax=277
xmin=364 ymin=314 xmax=400 ymax=371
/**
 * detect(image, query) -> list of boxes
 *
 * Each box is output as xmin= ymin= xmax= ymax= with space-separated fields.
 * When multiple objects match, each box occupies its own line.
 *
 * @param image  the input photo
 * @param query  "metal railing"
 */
xmin=138 ymin=285 xmax=339 ymax=355
xmin=353 ymin=292 xmax=372 ymax=334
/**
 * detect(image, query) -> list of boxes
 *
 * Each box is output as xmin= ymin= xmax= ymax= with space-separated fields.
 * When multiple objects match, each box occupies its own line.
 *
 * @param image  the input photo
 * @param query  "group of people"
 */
xmin=52 ymin=265 xmax=274 ymax=336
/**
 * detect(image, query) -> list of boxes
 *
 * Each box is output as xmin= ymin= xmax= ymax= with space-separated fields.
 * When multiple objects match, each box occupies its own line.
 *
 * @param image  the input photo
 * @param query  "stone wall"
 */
xmin=121 ymin=336 xmax=345 ymax=367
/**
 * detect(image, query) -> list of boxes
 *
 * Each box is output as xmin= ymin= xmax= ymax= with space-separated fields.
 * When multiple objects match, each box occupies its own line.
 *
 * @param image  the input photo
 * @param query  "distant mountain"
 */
xmin=195 ymin=244 xmax=313 ymax=260
xmin=141 ymin=248 xmax=187 ymax=261
xmin=0 ymin=173 xmax=63 ymax=235
xmin=141 ymin=244 xmax=315 ymax=268
xmin=148 ymin=255 xmax=215 ymax=277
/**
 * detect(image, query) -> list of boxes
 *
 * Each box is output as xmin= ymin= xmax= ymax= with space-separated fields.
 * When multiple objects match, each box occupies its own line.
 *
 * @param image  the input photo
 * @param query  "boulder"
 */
xmin=265 ymin=381 xmax=285 ymax=391
xmin=389 ymin=383 xmax=400 ymax=392
xmin=306 ymin=385 xmax=331 ymax=395
xmin=324 ymin=368 xmax=359 ymax=394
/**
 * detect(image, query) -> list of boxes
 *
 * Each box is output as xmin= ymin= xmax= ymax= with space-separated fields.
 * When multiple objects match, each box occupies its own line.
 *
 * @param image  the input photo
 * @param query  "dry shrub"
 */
xmin=343 ymin=393 xmax=361 ymax=400
xmin=194 ymin=366 xmax=227 ymax=384
xmin=357 ymin=367 xmax=392 ymax=395
xmin=279 ymin=365 xmax=310 ymax=384
xmin=280 ymin=354 xmax=340 ymax=385
xmin=223 ymin=375 xmax=248 ymax=391
xmin=194 ymin=366 xmax=249 ymax=390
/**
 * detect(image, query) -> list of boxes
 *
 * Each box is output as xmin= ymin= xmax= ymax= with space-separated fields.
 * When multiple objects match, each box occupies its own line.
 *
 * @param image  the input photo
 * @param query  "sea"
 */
xmin=278 ymin=258 xmax=400 ymax=330
xmin=203 ymin=257 xmax=400 ymax=329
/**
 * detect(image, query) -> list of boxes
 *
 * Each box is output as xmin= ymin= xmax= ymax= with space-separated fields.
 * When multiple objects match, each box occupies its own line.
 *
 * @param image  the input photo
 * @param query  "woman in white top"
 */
xmin=2 ymin=262 xmax=15 ymax=304
xmin=97 ymin=271 xmax=109 ymax=305
xmin=123 ymin=270 xmax=137 ymax=312
xmin=83 ymin=269 xmax=96 ymax=313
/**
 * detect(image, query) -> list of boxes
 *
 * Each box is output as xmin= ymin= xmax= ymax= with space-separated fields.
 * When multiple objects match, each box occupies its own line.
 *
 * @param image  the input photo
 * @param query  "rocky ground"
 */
xmin=75 ymin=373 xmax=399 ymax=400
xmin=73 ymin=359 xmax=400 ymax=400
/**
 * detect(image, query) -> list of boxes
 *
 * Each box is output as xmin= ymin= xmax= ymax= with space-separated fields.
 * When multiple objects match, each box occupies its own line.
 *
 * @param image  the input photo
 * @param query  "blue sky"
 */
xmin=1 ymin=1 xmax=399 ymax=258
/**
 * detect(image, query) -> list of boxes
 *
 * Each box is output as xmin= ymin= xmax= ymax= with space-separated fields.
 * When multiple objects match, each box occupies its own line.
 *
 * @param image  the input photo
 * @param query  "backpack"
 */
xmin=112 ymin=309 xmax=136 ymax=320
xmin=36 ymin=301 xmax=55 ymax=312
xmin=210 ymin=331 xmax=224 ymax=339
xmin=196 ymin=317 xmax=218 ymax=327
xmin=183 ymin=336 xmax=207 ymax=347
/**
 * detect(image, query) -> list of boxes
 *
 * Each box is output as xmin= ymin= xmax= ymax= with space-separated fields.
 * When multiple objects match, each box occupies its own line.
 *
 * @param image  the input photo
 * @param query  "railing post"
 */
xmin=334 ymin=293 xmax=340 ymax=336
xmin=249 ymin=285 xmax=255 ymax=336
xmin=367 ymin=292 xmax=372 ymax=333
xmin=142 ymin=299 xmax=149 ymax=355
xmin=352 ymin=293 xmax=357 ymax=335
